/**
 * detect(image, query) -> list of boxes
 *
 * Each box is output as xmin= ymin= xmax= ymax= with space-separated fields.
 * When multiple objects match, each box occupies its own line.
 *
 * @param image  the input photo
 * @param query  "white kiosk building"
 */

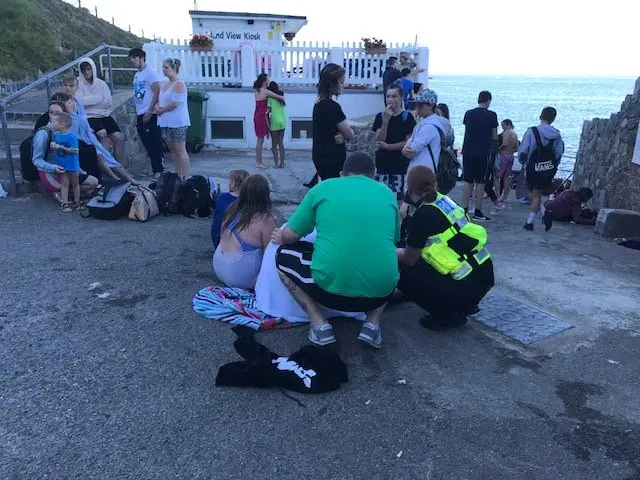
xmin=143 ymin=10 xmax=429 ymax=150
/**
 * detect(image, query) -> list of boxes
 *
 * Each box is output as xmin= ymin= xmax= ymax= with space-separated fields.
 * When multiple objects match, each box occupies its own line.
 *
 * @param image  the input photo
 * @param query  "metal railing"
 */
xmin=0 ymin=44 xmax=131 ymax=197
xmin=98 ymin=53 xmax=138 ymax=81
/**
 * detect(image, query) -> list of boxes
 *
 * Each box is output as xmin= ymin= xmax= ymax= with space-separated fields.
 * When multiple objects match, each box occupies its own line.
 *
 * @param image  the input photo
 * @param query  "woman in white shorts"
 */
xmin=155 ymin=58 xmax=191 ymax=179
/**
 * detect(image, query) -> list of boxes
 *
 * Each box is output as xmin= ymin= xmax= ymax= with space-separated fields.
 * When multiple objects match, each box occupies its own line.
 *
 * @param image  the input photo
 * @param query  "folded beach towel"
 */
xmin=193 ymin=286 xmax=293 ymax=331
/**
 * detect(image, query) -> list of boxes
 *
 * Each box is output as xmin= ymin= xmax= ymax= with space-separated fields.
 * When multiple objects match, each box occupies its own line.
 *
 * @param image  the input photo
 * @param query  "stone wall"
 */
xmin=573 ymin=81 xmax=640 ymax=212
xmin=109 ymin=97 xmax=149 ymax=172
xmin=347 ymin=115 xmax=377 ymax=159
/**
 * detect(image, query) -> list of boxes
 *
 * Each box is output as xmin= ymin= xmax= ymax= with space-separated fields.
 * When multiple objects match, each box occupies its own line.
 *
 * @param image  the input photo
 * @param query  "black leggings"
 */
xmin=484 ymin=167 xmax=498 ymax=203
xmin=398 ymin=259 xmax=494 ymax=326
xmin=78 ymin=141 xmax=101 ymax=180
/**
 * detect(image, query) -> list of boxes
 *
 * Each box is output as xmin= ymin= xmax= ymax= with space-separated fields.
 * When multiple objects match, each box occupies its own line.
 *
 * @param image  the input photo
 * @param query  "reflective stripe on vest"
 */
xmin=419 ymin=193 xmax=490 ymax=279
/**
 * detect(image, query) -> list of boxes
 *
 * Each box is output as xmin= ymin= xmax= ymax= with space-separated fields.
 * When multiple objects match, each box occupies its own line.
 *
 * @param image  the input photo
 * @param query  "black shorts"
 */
xmin=276 ymin=241 xmax=391 ymax=312
xmin=88 ymin=116 xmax=121 ymax=135
xmin=462 ymin=155 xmax=490 ymax=184
xmin=526 ymin=168 xmax=556 ymax=190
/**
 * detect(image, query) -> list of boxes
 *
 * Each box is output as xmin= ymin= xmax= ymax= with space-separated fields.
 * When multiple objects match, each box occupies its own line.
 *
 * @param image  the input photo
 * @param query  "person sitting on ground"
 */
xmin=35 ymin=94 xmax=116 ymax=182
xmin=270 ymin=153 xmax=400 ymax=349
xmin=397 ymin=166 xmax=494 ymax=331
xmin=211 ymin=169 xmax=250 ymax=250
xmin=61 ymin=74 xmax=137 ymax=184
xmin=31 ymin=102 xmax=99 ymax=198
xmin=519 ymin=106 xmax=565 ymax=232
xmin=213 ymin=174 xmax=277 ymax=290
xmin=76 ymin=58 xmax=125 ymax=165
xmin=544 ymin=187 xmax=596 ymax=225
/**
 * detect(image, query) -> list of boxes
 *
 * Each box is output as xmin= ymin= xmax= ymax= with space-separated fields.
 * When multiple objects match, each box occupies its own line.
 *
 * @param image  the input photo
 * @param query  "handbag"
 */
xmin=128 ymin=185 xmax=159 ymax=222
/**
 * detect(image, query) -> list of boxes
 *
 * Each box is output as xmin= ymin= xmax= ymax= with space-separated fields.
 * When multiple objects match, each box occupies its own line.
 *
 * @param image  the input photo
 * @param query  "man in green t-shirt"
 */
xmin=271 ymin=153 xmax=400 ymax=349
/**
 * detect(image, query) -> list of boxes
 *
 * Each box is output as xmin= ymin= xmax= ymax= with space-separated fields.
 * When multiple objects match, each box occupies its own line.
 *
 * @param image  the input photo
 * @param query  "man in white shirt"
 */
xmin=128 ymin=48 xmax=164 ymax=177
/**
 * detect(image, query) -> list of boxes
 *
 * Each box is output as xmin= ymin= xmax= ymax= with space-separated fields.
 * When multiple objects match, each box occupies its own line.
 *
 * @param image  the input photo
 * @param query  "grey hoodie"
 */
xmin=518 ymin=123 xmax=564 ymax=165
xmin=406 ymin=114 xmax=453 ymax=174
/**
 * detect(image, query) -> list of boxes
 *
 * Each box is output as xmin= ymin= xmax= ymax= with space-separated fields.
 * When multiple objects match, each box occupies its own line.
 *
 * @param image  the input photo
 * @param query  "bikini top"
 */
xmin=227 ymin=216 xmax=261 ymax=252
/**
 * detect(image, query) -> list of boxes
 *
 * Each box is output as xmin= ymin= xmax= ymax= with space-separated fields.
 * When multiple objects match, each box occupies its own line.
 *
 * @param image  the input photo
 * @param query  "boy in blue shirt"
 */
xmin=50 ymin=112 xmax=81 ymax=212
xmin=398 ymin=68 xmax=414 ymax=110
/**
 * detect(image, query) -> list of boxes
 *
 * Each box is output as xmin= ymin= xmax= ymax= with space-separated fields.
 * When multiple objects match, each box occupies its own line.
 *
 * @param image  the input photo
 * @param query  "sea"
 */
xmin=428 ymin=76 xmax=636 ymax=177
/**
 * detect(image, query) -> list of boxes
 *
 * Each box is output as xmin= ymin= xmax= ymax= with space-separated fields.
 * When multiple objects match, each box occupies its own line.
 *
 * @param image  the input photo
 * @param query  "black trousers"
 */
xmin=484 ymin=165 xmax=498 ymax=203
xmin=398 ymin=258 xmax=494 ymax=326
xmin=136 ymin=114 xmax=164 ymax=173
xmin=78 ymin=141 xmax=101 ymax=180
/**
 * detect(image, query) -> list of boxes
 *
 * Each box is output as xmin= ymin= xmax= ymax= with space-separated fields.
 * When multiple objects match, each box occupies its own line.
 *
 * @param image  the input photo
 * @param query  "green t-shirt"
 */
xmin=287 ymin=175 xmax=400 ymax=298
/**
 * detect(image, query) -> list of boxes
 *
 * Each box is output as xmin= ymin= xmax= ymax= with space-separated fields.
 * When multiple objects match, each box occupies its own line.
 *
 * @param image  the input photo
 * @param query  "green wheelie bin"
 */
xmin=186 ymin=88 xmax=209 ymax=154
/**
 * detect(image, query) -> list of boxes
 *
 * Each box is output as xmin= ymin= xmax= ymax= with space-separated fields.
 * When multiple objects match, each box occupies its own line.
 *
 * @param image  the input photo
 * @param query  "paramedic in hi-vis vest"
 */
xmin=396 ymin=166 xmax=495 ymax=331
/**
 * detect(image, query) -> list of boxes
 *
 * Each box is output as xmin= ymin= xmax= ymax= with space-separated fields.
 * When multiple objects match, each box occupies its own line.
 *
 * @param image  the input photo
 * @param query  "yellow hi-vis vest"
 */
xmin=419 ymin=193 xmax=491 ymax=280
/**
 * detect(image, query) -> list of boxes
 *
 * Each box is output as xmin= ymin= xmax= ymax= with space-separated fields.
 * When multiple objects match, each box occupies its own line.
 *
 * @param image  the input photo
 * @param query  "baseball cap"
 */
xmin=414 ymin=88 xmax=438 ymax=105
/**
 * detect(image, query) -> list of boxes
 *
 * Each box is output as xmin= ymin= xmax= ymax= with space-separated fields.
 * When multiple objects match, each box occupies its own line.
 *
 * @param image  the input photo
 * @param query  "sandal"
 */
xmin=60 ymin=202 xmax=73 ymax=213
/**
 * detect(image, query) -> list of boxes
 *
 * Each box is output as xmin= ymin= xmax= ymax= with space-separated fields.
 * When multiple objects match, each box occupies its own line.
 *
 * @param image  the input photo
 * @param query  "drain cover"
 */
xmin=473 ymin=292 xmax=573 ymax=344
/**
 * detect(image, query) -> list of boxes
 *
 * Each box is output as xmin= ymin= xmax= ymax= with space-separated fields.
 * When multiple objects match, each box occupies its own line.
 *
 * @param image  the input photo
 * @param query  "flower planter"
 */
xmin=190 ymin=45 xmax=213 ymax=53
xmin=365 ymin=47 xmax=387 ymax=55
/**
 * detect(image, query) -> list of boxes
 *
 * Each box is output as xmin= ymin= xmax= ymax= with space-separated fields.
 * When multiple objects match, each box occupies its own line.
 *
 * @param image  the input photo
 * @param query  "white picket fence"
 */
xmin=144 ymin=40 xmax=429 ymax=88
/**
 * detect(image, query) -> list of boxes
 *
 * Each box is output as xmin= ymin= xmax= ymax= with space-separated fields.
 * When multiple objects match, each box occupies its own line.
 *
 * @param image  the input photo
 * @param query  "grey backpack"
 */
xmin=82 ymin=180 xmax=133 ymax=220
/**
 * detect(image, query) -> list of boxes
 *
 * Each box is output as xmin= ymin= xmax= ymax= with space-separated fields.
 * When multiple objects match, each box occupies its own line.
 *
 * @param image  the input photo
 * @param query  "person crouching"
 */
xmin=397 ymin=166 xmax=495 ymax=330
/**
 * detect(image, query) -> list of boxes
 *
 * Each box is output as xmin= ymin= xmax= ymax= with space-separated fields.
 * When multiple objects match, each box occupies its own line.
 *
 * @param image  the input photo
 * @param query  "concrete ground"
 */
xmin=1 ymin=150 xmax=640 ymax=479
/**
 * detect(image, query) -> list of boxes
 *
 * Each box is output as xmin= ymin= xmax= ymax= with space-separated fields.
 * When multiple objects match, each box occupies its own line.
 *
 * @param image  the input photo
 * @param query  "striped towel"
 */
xmin=193 ymin=286 xmax=293 ymax=331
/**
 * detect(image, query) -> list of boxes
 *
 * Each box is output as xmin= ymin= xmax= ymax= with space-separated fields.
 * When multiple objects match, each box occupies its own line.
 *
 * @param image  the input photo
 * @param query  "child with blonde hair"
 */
xmin=211 ymin=169 xmax=250 ymax=249
xmin=50 ymin=112 xmax=81 ymax=212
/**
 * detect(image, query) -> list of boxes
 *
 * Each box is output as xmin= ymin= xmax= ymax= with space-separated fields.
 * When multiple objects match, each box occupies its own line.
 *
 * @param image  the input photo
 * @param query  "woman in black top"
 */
xmin=396 ymin=166 xmax=495 ymax=331
xmin=311 ymin=63 xmax=354 ymax=181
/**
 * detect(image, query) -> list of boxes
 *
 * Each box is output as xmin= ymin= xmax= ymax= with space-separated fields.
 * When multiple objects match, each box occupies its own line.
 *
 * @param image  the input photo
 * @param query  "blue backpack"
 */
xmin=380 ymin=111 xmax=410 ymax=123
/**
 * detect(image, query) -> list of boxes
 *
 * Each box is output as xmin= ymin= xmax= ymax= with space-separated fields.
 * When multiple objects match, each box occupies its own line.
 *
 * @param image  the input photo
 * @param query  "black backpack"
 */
xmin=427 ymin=125 xmax=460 ymax=195
xmin=153 ymin=172 xmax=184 ymax=215
xmin=20 ymin=127 xmax=52 ymax=182
xmin=81 ymin=180 xmax=133 ymax=220
xmin=181 ymin=175 xmax=213 ymax=218
xmin=525 ymin=127 xmax=558 ymax=180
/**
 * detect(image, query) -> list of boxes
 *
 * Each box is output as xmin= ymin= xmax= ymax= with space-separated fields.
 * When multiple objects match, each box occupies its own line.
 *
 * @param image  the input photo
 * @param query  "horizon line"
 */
xmin=428 ymin=73 xmax=638 ymax=79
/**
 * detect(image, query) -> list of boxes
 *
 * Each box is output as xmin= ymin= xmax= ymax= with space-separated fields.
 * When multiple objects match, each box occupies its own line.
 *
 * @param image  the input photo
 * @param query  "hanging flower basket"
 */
xmin=189 ymin=34 xmax=213 ymax=52
xmin=365 ymin=47 xmax=387 ymax=55
xmin=362 ymin=37 xmax=387 ymax=55
xmin=284 ymin=32 xmax=296 ymax=42
xmin=191 ymin=45 xmax=212 ymax=53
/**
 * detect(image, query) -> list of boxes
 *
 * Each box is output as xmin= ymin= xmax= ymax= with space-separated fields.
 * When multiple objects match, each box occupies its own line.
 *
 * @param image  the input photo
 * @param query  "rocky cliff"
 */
xmin=573 ymin=80 xmax=640 ymax=212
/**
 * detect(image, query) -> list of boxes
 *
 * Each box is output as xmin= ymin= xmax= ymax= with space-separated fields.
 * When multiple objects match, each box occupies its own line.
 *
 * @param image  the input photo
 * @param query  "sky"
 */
xmin=74 ymin=0 xmax=639 ymax=77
